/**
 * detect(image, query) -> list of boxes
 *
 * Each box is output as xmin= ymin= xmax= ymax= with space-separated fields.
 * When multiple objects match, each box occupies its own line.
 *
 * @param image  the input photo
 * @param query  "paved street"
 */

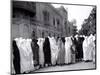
xmin=31 ymin=62 xmax=95 ymax=73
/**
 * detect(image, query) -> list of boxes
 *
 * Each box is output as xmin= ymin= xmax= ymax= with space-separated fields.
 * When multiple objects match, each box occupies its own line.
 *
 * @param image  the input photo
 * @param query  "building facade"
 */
xmin=67 ymin=21 xmax=74 ymax=36
xmin=12 ymin=1 xmax=69 ymax=39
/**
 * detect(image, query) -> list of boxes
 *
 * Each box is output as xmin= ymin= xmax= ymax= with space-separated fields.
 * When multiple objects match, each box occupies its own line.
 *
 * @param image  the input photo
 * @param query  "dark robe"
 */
xmin=43 ymin=37 xmax=51 ymax=64
xmin=76 ymin=37 xmax=84 ymax=60
xmin=71 ymin=37 xmax=76 ymax=54
xmin=61 ymin=37 xmax=65 ymax=45
xmin=79 ymin=37 xmax=84 ymax=59
xmin=71 ymin=37 xmax=77 ymax=63
xmin=31 ymin=39 xmax=39 ymax=66
xmin=12 ymin=40 xmax=21 ymax=74
xmin=57 ymin=39 xmax=65 ymax=65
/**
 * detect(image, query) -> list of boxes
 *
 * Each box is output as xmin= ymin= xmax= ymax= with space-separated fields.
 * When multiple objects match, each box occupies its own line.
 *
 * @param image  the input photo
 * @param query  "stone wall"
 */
xmin=12 ymin=1 xmax=69 ymax=39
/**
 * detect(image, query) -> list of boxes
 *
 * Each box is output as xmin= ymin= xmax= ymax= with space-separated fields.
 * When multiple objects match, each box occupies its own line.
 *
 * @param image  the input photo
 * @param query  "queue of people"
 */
xmin=12 ymin=34 xmax=96 ymax=74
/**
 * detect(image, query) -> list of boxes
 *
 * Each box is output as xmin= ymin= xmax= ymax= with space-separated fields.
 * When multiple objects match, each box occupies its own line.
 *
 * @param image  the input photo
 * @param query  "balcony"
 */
xmin=13 ymin=1 xmax=36 ymax=13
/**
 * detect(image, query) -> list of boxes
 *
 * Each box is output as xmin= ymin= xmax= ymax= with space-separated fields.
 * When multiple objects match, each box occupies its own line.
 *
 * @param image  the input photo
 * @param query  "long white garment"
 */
xmin=92 ymin=35 xmax=96 ymax=63
xmin=25 ymin=39 xmax=34 ymax=72
xmin=54 ymin=38 xmax=60 ymax=64
xmin=37 ymin=38 xmax=45 ymax=66
xmin=15 ymin=38 xmax=34 ymax=73
xmin=87 ymin=35 xmax=95 ymax=61
xmin=65 ymin=37 xmax=72 ymax=64
xmin=92 ymin=35 xmax=96 ymax=61
xmin=83 ymin=35 xmax=95 ymax=61
xmin=83 ymin=37 xmax=89 ymax=61
xmin=49 ymin=37 xmax=59 ymax=65
xmin=12 ymin=52 xmax=15 ymax=74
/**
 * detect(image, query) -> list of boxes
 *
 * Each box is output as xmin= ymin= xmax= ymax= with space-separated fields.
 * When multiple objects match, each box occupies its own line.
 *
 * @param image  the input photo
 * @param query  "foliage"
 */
xmin=79 ymin=7 xmax=96 ymax=36
xmin=72 ymin=25 xmax=78 ymax=36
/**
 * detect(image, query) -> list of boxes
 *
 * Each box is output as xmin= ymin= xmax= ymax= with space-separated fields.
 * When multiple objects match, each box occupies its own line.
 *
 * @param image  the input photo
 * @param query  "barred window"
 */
xmin=57 ymin=19 xmax=60 ymax=25
xmin=53 ymin=18 xmax=55 ymax=26
xmin=42 ymin=31 xmax=44 ymax=38
xmin=43 ymin=10 xmax=49 ymax=25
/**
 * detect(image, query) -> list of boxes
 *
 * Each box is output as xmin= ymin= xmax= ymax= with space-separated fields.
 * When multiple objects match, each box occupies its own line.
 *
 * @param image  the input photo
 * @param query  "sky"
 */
xmin=52 ymin=4 xmax=93 ymax=30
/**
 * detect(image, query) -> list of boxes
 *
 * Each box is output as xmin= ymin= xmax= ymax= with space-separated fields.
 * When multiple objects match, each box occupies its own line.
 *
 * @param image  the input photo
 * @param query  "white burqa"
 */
xmin=83 ymin=35 xmax=95 ymax=61
xmin=15 ymin=38 xmax=34 ymax=73
xmin=49 ymin=37 xmax=59 ymax=65
xmin=12 ymin=52 xmax=15 ymax=74
xmin=88 ymin=35 xmax=95 ymax=61
xmin=65 ymin=37 xmax=72 ymax=64
xmin=83 ymin=36 xmax=89 ymax=61
xmin=37 ymin=38 xmax=45 ymax=66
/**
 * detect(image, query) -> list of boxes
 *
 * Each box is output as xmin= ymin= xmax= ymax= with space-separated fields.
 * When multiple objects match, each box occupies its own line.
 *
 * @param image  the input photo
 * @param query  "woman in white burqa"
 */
xmin=49 ymin=36 xmax=59 ymax=65
xmin=37 ymin=38 xmax=45 ymax=67
xmin=15 ymin=38 xmax=34 ymax=73
xmin=65 ymin=37 xmax=72 ymax=64
xmin=57 ymin=38 xmax=65 ymax=65
xmin=83 ymin=36 xmax=88 ymax=61
xmin=83 ymin=34 xmax=95 ymax=62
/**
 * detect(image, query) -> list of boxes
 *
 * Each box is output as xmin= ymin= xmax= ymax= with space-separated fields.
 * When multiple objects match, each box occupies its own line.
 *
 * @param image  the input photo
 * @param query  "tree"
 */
xmin=71 ymin=19 xmax=78 ymax=36
xmin=72 ymin=25 xmax=78 ymax=36
xmin=79 ymin=7 xmax=96 ymax=36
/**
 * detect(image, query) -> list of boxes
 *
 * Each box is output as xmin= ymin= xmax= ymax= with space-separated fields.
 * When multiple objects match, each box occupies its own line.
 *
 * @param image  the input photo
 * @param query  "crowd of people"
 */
xmin=12 ymin=34 xmax=96 ymax=74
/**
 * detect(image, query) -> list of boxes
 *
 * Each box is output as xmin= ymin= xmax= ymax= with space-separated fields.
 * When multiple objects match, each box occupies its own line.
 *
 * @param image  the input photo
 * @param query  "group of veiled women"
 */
xmin=12 ymin=34 xmax=96 ymax=74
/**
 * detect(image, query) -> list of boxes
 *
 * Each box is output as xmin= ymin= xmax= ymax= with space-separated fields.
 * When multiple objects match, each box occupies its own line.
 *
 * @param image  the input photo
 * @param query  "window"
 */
xmin=55 ymin=19 xmax=60 ymax=27
xmin=42 ymin=32 xmax=44 ymax=38
xmin=23 ymin=24 xmax=29 ymax=38
xmin=43 ymin=10 xmax=49 ymax=25
xmin=53 ymin=18 xmax=55 ymax=26
xmin=57 ymin=19 xmax=60 ymax=25
xmin=69 ymin=27 xmax=70 ymax=33
xmin=32 ymin=30 xmax=35 ymax=38
xmin=48 ymin=33 xmax=50 ymax=36
xmin=64 ymin=21 xmax=67 ymax=25
xmin=54 ymin=33 xmax=55 ymax=37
